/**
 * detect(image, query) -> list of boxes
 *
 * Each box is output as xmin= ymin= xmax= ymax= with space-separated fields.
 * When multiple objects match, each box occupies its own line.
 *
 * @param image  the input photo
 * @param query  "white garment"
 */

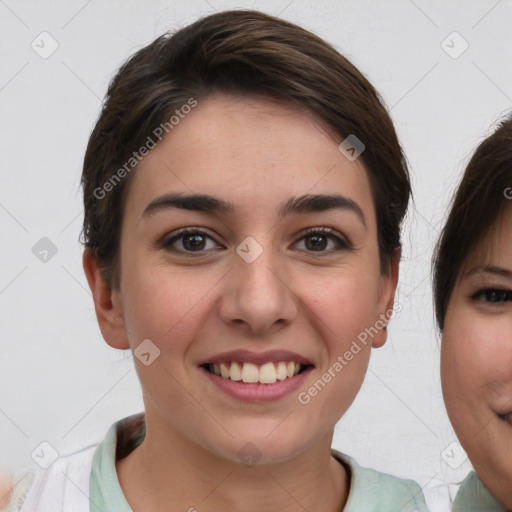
xmin=5 ymin=413 xmax=431 ymax=512
xmin=8 ymin=444 xmax=98 ymax=512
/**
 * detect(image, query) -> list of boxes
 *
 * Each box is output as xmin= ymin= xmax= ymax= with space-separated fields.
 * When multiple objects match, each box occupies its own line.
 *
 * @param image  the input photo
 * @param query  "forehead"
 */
xmin=124 ymin=94 xmax=376 ymax=223
xmin=461 ymin=205 xmax=512 ymax=273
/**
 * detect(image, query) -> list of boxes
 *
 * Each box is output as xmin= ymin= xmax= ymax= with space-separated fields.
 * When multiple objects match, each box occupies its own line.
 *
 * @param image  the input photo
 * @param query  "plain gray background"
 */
xmin=1 ymin=1 xmax=511 ymax=509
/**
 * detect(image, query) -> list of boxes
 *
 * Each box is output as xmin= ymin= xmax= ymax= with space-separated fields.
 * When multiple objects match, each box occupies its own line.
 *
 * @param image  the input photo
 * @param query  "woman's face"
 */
xmin=442 ymin=205 xmax=512 ymax=506
xmin=101 ymin=94 xmax=397 ymax=464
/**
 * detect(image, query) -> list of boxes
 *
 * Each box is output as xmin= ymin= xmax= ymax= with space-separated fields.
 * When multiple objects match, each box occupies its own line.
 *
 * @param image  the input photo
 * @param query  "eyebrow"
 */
xmin=464 ymin=265 xmax=512 ymax=279
xmin=141 ymin=192 xmax=366 ymax=227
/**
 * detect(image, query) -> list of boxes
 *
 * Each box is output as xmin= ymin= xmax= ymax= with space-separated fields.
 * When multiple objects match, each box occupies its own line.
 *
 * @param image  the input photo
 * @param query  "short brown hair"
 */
xmin=80 ymin=9 xmax=410 ymax=287
xmin=433 ymin=115 xmax=512 ymax=330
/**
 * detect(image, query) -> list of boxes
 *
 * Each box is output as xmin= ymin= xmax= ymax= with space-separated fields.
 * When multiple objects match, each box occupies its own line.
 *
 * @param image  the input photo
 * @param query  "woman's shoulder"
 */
xmin=452 ymin=471 xmax=505 ymax=512
xmin=331 ymin=449 xmax=430 ymax=512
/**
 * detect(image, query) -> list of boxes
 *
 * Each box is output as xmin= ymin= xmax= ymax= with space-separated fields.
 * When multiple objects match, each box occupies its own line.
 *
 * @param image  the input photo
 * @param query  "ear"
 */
xmin=372 ymin=247 xmax=400 ymax=348
xmin=82 ymin=249 xmax=130 ymax=350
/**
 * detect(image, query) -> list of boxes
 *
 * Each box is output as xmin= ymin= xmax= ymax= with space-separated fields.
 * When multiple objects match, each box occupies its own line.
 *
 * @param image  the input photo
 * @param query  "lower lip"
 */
xmin=199 ymin=366 xmax=314 ymax=402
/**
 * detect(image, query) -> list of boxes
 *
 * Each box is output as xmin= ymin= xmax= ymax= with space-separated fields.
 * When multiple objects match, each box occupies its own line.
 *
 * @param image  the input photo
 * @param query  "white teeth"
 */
xmin=220 ymin=362 xmax=229 ymax=379
xmin=259 ymin=362 xmax=277 ymax=384
xmin=208 ymin=360 xmax=307 ymax=384
xmin=276 ymin=361 xmax=288 ymax=380
xmin=241 ymin=362 xmax=259 ymax=383
xmin=229 ymin=361 xmax=242 ymax=381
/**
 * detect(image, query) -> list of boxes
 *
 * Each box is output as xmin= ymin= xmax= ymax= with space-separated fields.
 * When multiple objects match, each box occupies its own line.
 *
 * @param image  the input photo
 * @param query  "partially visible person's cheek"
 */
xmin=476 ymin=321 xmax=512 ymax=416
xmin=442 ymin=291 xmax=512 ymax=505
xmin=444 ymin=304 xmax=512 ymax=416
xmin=442 ymin=306 xmax=491 ymax=430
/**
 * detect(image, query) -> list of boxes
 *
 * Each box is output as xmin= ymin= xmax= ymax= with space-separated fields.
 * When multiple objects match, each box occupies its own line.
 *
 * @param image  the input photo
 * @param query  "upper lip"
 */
xmin=199 ymin=349 xmax=314 ymax=366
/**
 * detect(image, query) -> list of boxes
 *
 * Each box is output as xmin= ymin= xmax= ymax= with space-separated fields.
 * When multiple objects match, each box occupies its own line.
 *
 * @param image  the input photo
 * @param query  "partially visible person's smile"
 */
xmin=442 ymin=205 xmax=512 ymax=505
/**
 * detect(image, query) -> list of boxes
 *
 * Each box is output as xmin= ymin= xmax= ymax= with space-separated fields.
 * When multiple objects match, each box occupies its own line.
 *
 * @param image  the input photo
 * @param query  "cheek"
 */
xmin=120 ymin=262 xmax=219 ymax=350
xmin=474 ymin=322 xmax=512 ymax=411
xmin=442 ymin=311 xmax=512 ymax=410
xmin=306 ymin=271 xmax=381 ymax=347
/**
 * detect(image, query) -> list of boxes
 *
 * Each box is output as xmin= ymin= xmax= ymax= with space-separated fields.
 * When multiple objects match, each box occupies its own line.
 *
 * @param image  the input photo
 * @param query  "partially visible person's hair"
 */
xmin=433 ymin=114 xmax=512 ymax=330
xmin=80 ymin=9 xmax=410 ymax=288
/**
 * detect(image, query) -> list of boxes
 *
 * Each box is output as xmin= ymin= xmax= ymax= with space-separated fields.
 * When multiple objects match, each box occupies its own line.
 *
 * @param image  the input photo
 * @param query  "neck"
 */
xmin=116 ymin=412 xmax=349 ymax=512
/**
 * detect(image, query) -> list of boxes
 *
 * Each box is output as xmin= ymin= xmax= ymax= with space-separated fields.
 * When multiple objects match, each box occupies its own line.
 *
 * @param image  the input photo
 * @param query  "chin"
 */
xmin=209 ymin=429 xmax=311 ymax=467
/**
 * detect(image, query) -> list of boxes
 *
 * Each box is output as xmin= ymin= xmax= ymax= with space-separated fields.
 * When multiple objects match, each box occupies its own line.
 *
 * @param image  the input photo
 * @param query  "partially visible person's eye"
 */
xmin=161 ymin=228 xmax=224 ymax=254
xmin=472 ymin=288 xmax=512 ymax=304
xmin=293 ymin=227 xmax=351 ymax=254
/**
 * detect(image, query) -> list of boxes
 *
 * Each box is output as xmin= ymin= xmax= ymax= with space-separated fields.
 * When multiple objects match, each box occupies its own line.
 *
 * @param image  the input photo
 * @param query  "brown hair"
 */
xmin=433 ymin=114 xmax=512 ymax=330
xmin=80 ymin=9 xmax=410 ymax=288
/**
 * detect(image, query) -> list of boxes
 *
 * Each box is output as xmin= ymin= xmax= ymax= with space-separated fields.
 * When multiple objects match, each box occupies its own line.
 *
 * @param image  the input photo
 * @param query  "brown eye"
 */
xmin=294 ymin=227 xmax=351 ymax=254
xmin=181 ymin=233 xmax=207 ymax=251
xmin=473 ymin=289 xmax=512 ymax=303
xmin=305 ymin=234 xmax=328 ymax=251
xmin=161 ymin=229 xmax=222 ymax=254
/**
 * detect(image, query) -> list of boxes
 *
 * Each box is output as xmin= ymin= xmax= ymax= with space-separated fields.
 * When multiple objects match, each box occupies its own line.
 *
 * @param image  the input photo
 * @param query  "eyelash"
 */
xmin=472 ymin=288 xmax=512 ymax=304
xmin=160 ymin=227 xmax=351 ymax=256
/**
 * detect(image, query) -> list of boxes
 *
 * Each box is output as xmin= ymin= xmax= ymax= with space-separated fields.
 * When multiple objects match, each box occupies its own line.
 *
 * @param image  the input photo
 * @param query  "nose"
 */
xmin=218 ymin=242 xmax=298 ymax=336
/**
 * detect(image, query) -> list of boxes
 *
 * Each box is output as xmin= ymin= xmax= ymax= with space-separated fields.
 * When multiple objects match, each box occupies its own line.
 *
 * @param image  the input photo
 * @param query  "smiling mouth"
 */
xmin=200 ymin=361 xmax=313 ymax=385
xmin=498 ymin=412 xmax=512 ymax=424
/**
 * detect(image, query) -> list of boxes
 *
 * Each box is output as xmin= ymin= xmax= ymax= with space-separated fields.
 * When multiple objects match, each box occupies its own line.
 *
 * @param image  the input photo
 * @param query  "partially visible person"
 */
xmin=434 ymin=115 xmax=512 ymax=511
